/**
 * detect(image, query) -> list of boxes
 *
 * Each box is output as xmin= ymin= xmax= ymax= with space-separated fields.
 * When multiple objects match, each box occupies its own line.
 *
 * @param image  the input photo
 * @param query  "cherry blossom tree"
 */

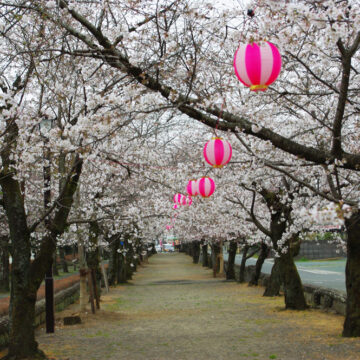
xmin=1 ymin=4 xmax=360 ymax=360
xmin=25 ymin=0 xmax=359 ymax=336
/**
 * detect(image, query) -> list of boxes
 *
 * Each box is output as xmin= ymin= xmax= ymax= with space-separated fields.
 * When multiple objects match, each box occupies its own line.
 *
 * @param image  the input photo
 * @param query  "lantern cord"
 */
xmin=239 ymin=0 xmax=259 ymax=46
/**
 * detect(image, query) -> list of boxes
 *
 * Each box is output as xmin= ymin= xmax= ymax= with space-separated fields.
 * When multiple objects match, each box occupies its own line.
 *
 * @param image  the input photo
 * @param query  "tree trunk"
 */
xmin=218 ymin=240 xmax=224 ymax=275
xmin=263 ymin=257 xmax=281 ymax=296
xmin=135 ymin=244 xmax=142 ymax=265
xmin=192 ymin=241 xmax=200 ymax=264
xmin=273 ymin=231 xmax=306 ymax=309
xmin=265 ymin=209 xmax=306 ymax=310
xmin=87 ymin=221 xmax=101 ymax=300
xmin=201 ymin=243 xmax=208 ymax=267
xmin=125 ymin=239 xmax=134 ymax=280
xmin=0 ymin=236 xmax=9 ymax=292
xmin=7 ymin=235 xmax=45 ymax=358
xmin=226 ymin=240 xmax=237 ymax=280
xmin=8 ymin=289 xmax=43 ymax=359
xmin=238 ymin=245 xmax=249 ymax=283
xmin=6 ymin=225 xmax=43 ymax=358
xmin=186 ymin=242 xmax=191 ymax=256
xmin=117 ymin=253 xmax=127 ymax=283
xmin=59 ymin=247 xmax=68 ymax=273
xmin=0 ymin=174 xmax=46 ymax=359
xmin=208 ymin=246 xmax=213 ymax=269
xmin=179 ymin=242 xmax=185 ymax=253
xmin=78 ymin=230 xmax=87 ymax=313
xmin=211 ymin=243 xmax=220 ymax=277
xmin=249 ymin=242 xmax=268 ymax=286
xmin=278 ymin=251 xmax=307 ymax=310
xmin=108 ymin=235 xmax=119 ymax=286
xmin=343 ymin=211 xmax=360 ymax=337
xmin=1 ymin=123 xmax=82 ymax=359
xmin=149 ymin=243 xmax=156 ymax=256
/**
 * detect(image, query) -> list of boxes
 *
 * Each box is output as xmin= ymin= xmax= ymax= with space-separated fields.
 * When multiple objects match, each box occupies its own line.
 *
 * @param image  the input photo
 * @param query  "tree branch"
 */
xmin=38 ymin=3 xmax=360 ymax=171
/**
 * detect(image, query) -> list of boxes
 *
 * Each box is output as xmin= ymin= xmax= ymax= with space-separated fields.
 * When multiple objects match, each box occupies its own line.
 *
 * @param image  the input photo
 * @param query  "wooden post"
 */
xmin=79 ymin=268 xmax=88 ymax=312
xmin=78 ymin=235 xmax=88 ymax=313
xmin=87 ymin=271 xmax=96 ymax=314
xmin=101 ymin=263 xmax=109 ymax=293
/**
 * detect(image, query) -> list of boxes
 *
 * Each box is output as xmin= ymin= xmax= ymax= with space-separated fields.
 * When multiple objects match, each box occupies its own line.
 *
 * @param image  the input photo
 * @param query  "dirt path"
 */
xmin=36 ymin=253 xmax=360 ymax=360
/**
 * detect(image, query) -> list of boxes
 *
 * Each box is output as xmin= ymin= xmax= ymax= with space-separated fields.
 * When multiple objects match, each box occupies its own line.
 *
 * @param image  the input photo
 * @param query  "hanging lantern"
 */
xmin=166 ymin=225 xmax=172 ymax=230
xmin=173 ymin=204 xmax=178 ymax=210
xmin=180 ymin=195 xmax=192 ymax=206
xmin=186 ymin=179 xmax=198 ymax=196
xmin=233 ymin=41 xmax=282 ymax=92
xmin=203 ymin=137 xmax=232 ymax=168
xmin=173 ymin=193 xmax=184 ymax=204
xmin=184 ymin=195 xmax=193 ymax=206
xmin=197 ymin=177 xmax=215 ymax=198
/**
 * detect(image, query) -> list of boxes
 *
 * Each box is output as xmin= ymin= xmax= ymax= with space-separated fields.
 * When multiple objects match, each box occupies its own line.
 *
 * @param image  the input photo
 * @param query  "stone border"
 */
xmin=0 ymin=282 xmax=80 ymax=349
xmin=225 ymin=262 xmax=347 ymax=316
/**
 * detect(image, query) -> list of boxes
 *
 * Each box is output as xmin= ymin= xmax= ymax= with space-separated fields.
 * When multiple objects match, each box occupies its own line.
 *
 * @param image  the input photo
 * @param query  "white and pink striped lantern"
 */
xmin=180 ymin=195 xmax=193 ymax=206
xmin=233 ymin=41 xmax=282 ymax=92
xmin=184 ymin=195 xmax=193 ymax=206
xmin=186 ymin=179 xmax=198 ymax=196
xmin=197 ymin=177 xmax=215 ymax=198
xmin=203 ymin=137 xmax=232 ymax=168
xmin=173 ymin=193 xmax=184 ymax=205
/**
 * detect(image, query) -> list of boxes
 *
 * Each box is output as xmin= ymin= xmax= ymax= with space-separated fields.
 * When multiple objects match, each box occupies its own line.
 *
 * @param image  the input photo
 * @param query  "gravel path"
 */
xmin=36 ymin=253 xmax=360 ymax=360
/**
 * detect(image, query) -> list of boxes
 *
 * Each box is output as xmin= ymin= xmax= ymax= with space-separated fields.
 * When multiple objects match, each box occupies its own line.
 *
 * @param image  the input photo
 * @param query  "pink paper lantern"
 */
xmin=166 ymin=225 xmax=172 ymax=230
xmin=173 ymin=193 xmax=184 ymax=204
xmin=173 ymin=204 xmax=178 ymax=210
xmin=180 ymin=195 xmax=192 ymax=206
xmin=197 ymin=177 xmax=215 ymax=198
xmin=233 ymin=41 xmax=282 ymax=92
xmin=185 ymin=195 xmax=193 ymax=206
xmin=203 ymin=137 xmax=232 ymax=168
xmin=186 ymin=179 xmax=198 ymax=196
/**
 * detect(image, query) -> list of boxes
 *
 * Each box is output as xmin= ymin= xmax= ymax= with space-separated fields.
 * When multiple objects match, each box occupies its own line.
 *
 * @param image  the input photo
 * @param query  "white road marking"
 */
xmin=296 ymin=268 xmax=341 ymax=275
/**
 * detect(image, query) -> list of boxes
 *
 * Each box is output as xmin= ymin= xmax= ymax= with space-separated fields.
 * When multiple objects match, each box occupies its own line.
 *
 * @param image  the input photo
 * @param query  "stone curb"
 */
xmin=0 ymin=282 xmax=80 ymax=349
xmin=225 ymin=262 xmax=346 ymax=316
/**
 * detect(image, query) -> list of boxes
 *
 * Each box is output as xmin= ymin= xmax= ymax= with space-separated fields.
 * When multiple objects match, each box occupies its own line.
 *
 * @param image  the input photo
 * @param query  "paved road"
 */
xmin=224 ymin=254 xmax=346 ymax=293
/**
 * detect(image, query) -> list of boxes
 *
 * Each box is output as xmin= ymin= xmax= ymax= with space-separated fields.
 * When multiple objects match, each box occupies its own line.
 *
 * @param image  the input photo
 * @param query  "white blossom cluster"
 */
xmin=0 ymin=0 xmax=358 ymax=258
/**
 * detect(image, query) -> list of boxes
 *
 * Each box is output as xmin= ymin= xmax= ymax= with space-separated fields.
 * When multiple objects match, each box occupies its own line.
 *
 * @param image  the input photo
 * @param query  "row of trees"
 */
xmin=0 ymin=0 xmax=359 ymax=358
